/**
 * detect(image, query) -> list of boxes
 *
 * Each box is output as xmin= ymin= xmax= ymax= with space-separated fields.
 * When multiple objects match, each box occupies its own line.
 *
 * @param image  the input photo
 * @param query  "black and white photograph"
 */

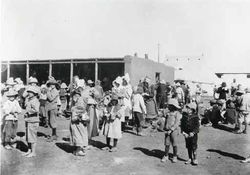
xmin=1 ymin=0 xmax=250 ymax=174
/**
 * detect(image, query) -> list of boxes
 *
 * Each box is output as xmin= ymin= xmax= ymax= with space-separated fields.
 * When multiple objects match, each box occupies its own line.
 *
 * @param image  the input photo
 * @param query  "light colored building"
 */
xmin=1 ymin=55 xmax=175 ymax=90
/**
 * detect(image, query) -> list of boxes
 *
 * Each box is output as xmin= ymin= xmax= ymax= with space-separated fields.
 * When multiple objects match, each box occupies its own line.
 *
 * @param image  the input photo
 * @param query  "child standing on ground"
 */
xmin=70 ymin=89 xmax=89 ymax=156
xmin=181 ymin=103 xmax=200 ymax=165
xmin=132 ymin=86 xmax=147 ymax=136
xmin=59 ymin=83 xmax=68 ymax=118
xmin=39 ymin=85 xmax=48 ymax=127
xmin=2 ymin=89 xmax=22 ymax=149
xmin=23 ymin=86 xmax=40 ymax=157
xmin=161 ymin=98 xmax=182 ymax=163
xmin=102 ymin=94 xmax=124 ymax=152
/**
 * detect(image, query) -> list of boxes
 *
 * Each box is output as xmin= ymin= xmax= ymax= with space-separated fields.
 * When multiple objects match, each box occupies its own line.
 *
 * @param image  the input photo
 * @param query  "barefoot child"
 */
xmin=102 ymin=94 xmax=124 ymax=152
xmin=161 ymin=98 xmax=182 ymax=163
xmin=181 ymin=103 xmax=200 ymax=165
xmin=132 ymin=86 xmax=147 ymax=136
xmin=23 ymin=86 xmax=40 ymax=157
xmin=2 ymin=89 xmax=22 ymax=149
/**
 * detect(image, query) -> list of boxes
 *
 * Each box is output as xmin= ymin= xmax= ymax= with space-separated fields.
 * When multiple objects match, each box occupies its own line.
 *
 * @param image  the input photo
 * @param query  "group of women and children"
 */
xmin=1 ymin=74 xmax=249 ymax=164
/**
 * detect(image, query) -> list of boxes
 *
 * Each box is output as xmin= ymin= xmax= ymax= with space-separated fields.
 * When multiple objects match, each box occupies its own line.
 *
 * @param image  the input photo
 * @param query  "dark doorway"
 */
xmin=10 ymin=64 xmax=27 ymax=84
xmin=29 ymin=64 xmax=49 ymax=85
xmin=73 ymin=63 xmax=95 ymax=82
xmin=1 ymin=64 xmax=7 ymax=83
xmin=52 ymin=63 xmax=70 ymax=85
xmin=155 ymin=72 xmax=161 ymax=83
xmin=98 ymin=63 xmax=124 ymax=91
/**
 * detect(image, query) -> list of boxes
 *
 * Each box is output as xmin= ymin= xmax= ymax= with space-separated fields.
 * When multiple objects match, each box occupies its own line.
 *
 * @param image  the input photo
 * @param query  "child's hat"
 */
xmin=6 ymin=77 xmax=16 ymax=85
xmin=28 ymin=77 xmax=38 ymax=84
xmin=87 ymin=80 xmax=94 ymax=84
xmin=168 ymin=99 xmax=181 ymax=109
xmin=60 ymin=83 xmax=67 ymax=89
xmin=6 ymin=89 xmax=18 ymax=97
xmin=15 ymin=77 xmax=23 ymax=84
xmin=27 ymin=86 xmax=39 ymax=94
xmin=41 ymin=84 xmax=47 ymax=89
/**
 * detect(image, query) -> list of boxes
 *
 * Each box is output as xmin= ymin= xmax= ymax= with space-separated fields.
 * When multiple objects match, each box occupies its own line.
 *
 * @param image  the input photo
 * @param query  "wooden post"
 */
xmin=95 ymin=59 xmax=98 ymax=82
xmin=7 ymin=61 xmax=10 ymax=79
xmin=49 ymin=60 xmax=52 ymax=77
xmin=70 ymin=59 xmax=73 ymax=83
xmin=26 ymin=60 xmax=29 ymax=84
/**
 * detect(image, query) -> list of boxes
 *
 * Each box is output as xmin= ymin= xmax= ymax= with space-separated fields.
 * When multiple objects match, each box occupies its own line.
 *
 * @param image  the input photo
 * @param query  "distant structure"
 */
xmin=1 ymin=54 xmax=175 ymax=89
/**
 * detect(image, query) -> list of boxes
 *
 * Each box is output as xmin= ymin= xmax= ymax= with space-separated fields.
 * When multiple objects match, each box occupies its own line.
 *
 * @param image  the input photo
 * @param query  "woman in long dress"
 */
xmin=70 ymin=89 xmax=89 ymax=156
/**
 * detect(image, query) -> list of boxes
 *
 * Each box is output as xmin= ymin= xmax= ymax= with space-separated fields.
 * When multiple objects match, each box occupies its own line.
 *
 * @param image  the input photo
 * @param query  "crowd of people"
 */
xmin=1 ymin=74 xmax=249 ymax=164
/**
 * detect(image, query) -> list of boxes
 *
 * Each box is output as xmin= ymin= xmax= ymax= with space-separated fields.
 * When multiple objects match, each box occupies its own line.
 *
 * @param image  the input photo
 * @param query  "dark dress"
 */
xmin=217 ymin=87 xmax=229 ymax=100
xmin=156 ymin=83 xmax=168 ymax=109
xmin=181 ymin=114 xmax=199 ymax=150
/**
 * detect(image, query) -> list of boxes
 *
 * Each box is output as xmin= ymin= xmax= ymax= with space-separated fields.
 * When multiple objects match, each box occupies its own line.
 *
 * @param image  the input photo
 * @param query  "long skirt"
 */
xmin=3 ymin=120 xmax=18 ymax=144
xmin=145 ymin=98 xmax=158 ymax=119
xmin=88 ymin=106 xmax=99 ymax=139
xmin=70 ymin=121 xmax=88 ymax=147
xmin=102 ymin=118 xmax=122 ymax=139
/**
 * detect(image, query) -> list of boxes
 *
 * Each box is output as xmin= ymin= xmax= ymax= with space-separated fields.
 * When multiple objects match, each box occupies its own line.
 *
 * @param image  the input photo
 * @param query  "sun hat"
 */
xmin=236 ymin=89 xmax=245 ymax=95
xmin=41 ymin=84 xmax=47 ymax=89
xmin=28 ymin=77 xmax=38 ymax=84
xmin=168 ymin=98 xmax=181 ymax=109
xmin=15 ymin=78 xmax=23 ymax=84
xmin=27 ymin=86 xmax=39 ymax=94
xmin=87 ymin=80 xmax=94 ymax=84
xmin=6 ymin=77 xmax=16 ymax=86
xmin=176 ymin=82 xmax=181 ymax=87
xmin=6 ymin=89 xmax=18 ymax=97
xmin=47 ymin=79 xmax=58 ymax=86
xmin=60 ymin=83 xmax=67 ymax=89
xmin=160 ymin=79 xmax=166 ymax=84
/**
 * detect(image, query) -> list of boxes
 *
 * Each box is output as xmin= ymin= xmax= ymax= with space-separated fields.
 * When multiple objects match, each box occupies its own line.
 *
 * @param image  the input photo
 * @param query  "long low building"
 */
xmin=1 ymin=55 xmax=175 ymax=90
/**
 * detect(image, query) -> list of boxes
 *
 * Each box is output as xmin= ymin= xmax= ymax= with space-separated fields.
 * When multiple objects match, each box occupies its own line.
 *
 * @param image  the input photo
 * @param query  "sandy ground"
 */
xmin=1 ymin=114 xmax=250 ymax=175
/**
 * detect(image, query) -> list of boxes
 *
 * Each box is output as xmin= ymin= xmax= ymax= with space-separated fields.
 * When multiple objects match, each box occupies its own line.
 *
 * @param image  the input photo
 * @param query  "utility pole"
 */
xmin=157 ymin=43 xmax=160 ymax=63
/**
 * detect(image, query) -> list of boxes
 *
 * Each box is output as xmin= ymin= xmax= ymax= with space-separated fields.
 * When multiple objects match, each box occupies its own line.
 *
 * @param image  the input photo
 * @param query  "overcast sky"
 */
xmin=1 ymin=0 xmax=250 ymax=84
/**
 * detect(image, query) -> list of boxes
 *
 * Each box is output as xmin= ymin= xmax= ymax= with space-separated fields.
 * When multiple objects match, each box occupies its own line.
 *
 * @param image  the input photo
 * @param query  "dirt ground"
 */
xmin=1 ymin=113 xmax=250 ymax=175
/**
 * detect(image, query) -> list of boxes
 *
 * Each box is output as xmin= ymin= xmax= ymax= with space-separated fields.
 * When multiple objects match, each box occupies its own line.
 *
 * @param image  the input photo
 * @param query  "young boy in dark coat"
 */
xmin=181 ymin=103 xmax=200 ymax=165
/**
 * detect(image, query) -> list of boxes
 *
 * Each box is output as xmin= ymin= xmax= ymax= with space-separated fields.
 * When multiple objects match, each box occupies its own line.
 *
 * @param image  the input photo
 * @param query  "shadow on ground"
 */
xmin=16 ymin=141 xmax=29 ymax=152
xmin=212 ymin=124 xmax=235 ymax=133
xmin=56 ymin=142 xmax=75 ymax=153
xmin=207 ymin=149 xmax=245 ymax=160
xmin=89 ymin=140 xmax=107 ymax=149
xmin=133 ymin=147 xmax=186 ymax=161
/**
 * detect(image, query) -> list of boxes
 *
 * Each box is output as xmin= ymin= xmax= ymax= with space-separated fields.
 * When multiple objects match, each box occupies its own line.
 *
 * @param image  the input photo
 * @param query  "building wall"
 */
xmin=124 ymin=56 xmax=175 ymax=86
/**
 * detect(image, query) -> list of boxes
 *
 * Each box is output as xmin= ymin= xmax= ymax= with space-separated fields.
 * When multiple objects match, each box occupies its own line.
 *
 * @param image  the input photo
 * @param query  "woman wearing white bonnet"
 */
xmin=121 ymin=73 xmax=133 ymax=124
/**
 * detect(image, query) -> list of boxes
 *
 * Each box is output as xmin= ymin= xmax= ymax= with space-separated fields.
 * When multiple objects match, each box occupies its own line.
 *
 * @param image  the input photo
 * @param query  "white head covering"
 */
xmin=115 ymin=76 xmax=123 ymax=85
xmin=123 ymin=73 xmax=130 ymax=83
xmin=76 ymin=79 xmax=86 ymax=88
